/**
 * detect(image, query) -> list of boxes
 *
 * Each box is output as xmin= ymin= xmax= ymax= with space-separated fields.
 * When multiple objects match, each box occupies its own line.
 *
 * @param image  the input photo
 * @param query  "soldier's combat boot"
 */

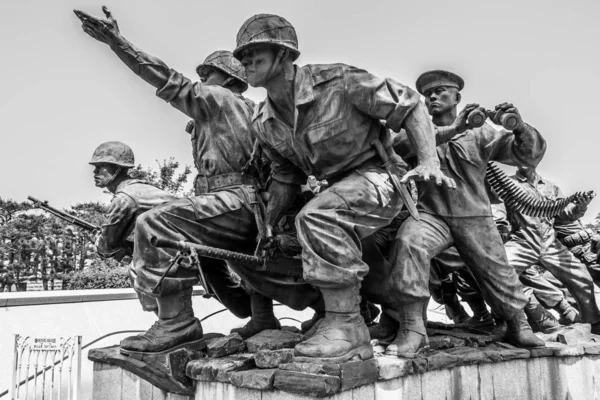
xmin=554 ymin=299 xmax=581 ymax=325
xmin=490 ymin=313 xmax=507 ymax=341
xmin=524 ymin=297 xmax=561 ymax=333
xmin=460 ymin=299 xmax=494 ymax=331
xmin=120 ymin=288 xmax=204 ymax=355
xmin=368 ymin=310 xmax=399 ymax=343
xmin=444 ymin=295 xmax=470 ymax=324
xmin=503 ymin=310 xmax=545 ymax=348
xmin=385 ymin=302 xmax=429 ymax=358
xmin=294 ymin=286 xmax=372 ymax=362
xmin=231 ymin=293 xmax=280 ymax=339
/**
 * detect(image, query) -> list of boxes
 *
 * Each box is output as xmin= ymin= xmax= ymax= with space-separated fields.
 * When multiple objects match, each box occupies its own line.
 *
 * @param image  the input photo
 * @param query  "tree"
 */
xmin=129 ymin=158 xmax=193 ymax=197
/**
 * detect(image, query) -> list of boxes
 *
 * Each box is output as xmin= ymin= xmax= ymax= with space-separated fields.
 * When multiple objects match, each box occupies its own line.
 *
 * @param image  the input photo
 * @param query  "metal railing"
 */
xmin=9 ymin=335 xmax=82 ymax=400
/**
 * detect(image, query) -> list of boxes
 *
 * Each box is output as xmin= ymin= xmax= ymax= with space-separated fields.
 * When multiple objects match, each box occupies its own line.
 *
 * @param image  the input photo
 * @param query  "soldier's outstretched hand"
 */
xmin=401 ymin=162 xmax=456 ymax=189
xmin=453 ymin=103 xmax=480 ymax=134
xmin=74 ymin=6 xmax=120 ymax=45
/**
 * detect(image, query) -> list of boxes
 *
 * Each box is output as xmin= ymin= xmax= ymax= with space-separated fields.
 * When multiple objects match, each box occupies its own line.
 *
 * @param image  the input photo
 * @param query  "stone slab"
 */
xmin=429 ymin=335 xmax=466 ymax=350
xmin=444 ymin=346 xmax=499 ymax=366
xmin=545 ymin=342 xmax=585 ymax=357
xmin=375 ymin=356 xmax=413 ymax=380
xmin=206 ymin=333 xmax=245 ymax=358
xmin=427 ymin=328 xmax=494 ymax=346
xmin=228 ymin=368 xmax=277 ymax=390
xmin=583 ymin=342 xmax=600 ymax=355
xmin=411 ymin=356 xmax=428 ymax=374
xmin=255 ymin=348 xmax=295 ymax=368
xmin=279 ymin=362 xmax=328 ymax=375
xmin=424 ymin=350 xmax=458 ymax=371
xmin=529 ymin=347 xmax=556 ymax=358
xmin=246 ymin=329 xmax=305 ymax=353
xmin=186 ymin=354 xmax=255 ymax=382
xmin=89 ymin=345 xmax=195 ymax=396
xmin=556 ymin=323 xmax=592 ymax=345
xmin=337 ymin=359 xmax=378 ymax=391
xmin=273 ymin=369 xmax=341 ymax=397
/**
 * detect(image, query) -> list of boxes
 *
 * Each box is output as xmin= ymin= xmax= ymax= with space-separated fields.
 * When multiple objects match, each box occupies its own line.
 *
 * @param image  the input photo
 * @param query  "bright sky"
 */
xmin=1 ymin=0 xmax=599 ymax=220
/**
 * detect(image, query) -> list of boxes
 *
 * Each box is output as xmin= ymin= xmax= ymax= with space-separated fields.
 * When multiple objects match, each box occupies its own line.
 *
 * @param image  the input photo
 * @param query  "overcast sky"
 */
xmin=1 ymin=0 xmax=599 ymax=220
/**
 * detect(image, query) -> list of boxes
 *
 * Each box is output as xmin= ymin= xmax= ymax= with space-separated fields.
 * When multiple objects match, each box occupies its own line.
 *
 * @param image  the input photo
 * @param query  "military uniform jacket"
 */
xmin=96 ymin=179 xmax=177 ymax=258
xmin=395 ymin=123 xmax=546 ymax=218
xmin=252 ymin=64 xmax=420 ymax=184
xmin=113 ymin=39 xmax=256 ymax=178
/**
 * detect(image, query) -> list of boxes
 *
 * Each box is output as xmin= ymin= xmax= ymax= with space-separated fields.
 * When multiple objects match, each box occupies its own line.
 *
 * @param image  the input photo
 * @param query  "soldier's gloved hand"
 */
xmin=574 ymin=191 xmax=596 ymax=210
xmin=257 ymin=224 xmax=278 ymax=255
xmin=452 ymin=103 xmax=480 ymax=134
xmin=74 ymin=6 xmax=121 ymax=46
xmin=274 ymin=233 xmax=302 ymax=257
xmin=487 ymin=103 xmax=525 ymax=131
xmin=401 ymin=162 xmax=456 ymax=189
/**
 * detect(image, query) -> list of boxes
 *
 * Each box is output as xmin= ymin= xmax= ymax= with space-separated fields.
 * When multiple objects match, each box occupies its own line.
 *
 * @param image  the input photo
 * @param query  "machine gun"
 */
xmin=150 ymin=236 xmax=304 ymax=295
xmin=27 ymin=196 xmax=99 ymax=232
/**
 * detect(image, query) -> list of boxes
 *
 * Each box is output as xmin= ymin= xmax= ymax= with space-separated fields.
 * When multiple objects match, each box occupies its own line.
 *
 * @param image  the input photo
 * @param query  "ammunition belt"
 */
xmin=486 ymin=162 xmax=593 ymax=218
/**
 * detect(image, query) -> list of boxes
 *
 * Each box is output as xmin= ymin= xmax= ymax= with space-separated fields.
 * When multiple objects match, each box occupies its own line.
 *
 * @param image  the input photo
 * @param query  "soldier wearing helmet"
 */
xmin=232 ymin=14 xmax=454 ymax=363
xmin=75 ymin=8 xmax=325 ymax=355
xmin=89 ymin=140 xmax=176 ymax=262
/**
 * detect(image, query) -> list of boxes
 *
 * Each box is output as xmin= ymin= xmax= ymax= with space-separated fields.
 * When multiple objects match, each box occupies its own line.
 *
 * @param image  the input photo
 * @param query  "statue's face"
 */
xmin=199 ymin=66 xmax=229 ymax=87
xmin=423 ymin=86 xmax=459 ymax=117
xmin=92 ymin=163 xmax=119 ymax=188
xmin=240 ymin=45 xmax=278 ymax=88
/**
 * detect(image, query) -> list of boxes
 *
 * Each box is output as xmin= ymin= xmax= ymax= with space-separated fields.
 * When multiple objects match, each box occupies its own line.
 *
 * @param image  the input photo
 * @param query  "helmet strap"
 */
xmin=99 ymin=166 xmax=123 ymax=189
xmin=221 ymin=76 xmax=235 ymax=87
xmin=265 ymin=48 xmax=286 ymax=84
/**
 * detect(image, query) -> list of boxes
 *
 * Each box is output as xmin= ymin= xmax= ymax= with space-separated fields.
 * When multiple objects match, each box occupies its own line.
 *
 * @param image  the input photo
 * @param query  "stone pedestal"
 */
xmin=93 ymin=353 xmax=600 ymax=399
xmin=91 ymin=324 xmax=600 ymax=399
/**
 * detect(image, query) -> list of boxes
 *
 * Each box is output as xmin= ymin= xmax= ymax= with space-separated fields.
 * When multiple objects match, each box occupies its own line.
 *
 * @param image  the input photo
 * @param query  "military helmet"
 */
xmin=233 ymin=14 xmax=300 ymax=61
xmin=196 ymin=50 xmax=248 ymax=92
xmin=89 ymin=141 xmax=135 ymax=168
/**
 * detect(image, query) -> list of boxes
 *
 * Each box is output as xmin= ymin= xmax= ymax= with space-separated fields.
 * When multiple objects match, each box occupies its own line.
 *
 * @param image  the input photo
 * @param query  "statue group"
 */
xmin=72 ymin=6 xmax=600 ymax=395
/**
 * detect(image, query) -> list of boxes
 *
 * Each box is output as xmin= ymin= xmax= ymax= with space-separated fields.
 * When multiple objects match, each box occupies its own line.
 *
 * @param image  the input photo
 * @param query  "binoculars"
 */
xmin=467 ymin=108 xmax=520 ymax=130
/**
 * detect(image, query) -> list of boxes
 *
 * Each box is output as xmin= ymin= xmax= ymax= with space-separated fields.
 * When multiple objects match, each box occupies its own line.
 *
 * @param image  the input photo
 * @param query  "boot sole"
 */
xmin=385 ymin=344 xmax=430 ymax=359
xmin=120 ymin=337 xmax=206 ymax=356
xmin=294 ymin=344 xmax=373 ymax=363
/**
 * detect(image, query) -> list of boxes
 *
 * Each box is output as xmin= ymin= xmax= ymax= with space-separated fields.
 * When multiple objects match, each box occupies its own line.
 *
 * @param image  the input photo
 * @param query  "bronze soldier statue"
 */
xmin=233 ymin=14 xmax=454 ymax=362
xmin=384 ymin=70 xmax=547 ymax=356
xmin=90 ymin=141 xmax=180 ymax=313
xmin=502 ymin=165 xmax=600 ymax=333
xmin=75 ymin=8 xmax=324 ymax=355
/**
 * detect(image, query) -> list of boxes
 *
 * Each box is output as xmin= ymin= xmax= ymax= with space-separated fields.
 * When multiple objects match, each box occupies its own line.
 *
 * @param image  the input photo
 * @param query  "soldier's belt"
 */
xmin=195 ymin=172 xmax=258 ymax=194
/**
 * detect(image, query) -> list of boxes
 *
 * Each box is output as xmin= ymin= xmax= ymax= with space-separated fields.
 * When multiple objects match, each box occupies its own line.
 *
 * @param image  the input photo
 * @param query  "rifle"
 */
xmin=150 ymin=236 xmax=304 ymax=294
xmin=27 ymin=196 xmax=99 ymax=232
xmin=27 ymin=196 xmax=134 ymax=258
